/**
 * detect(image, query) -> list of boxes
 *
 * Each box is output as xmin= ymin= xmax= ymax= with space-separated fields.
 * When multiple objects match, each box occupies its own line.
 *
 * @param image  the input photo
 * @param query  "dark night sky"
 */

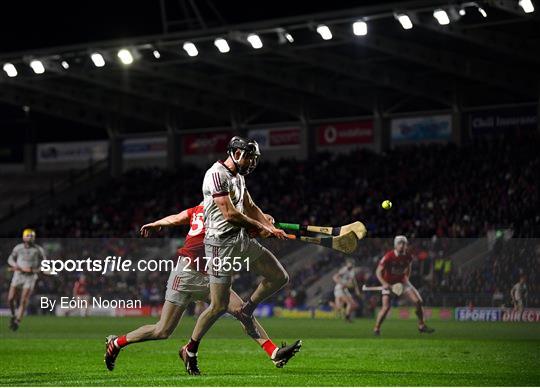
xmin=0 ymin=1 xmax=388 ymax=54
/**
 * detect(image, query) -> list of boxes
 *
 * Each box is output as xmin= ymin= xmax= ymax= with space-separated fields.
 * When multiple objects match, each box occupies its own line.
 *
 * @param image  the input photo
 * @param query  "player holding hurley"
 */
xmin=104 ymin=203 xmax=300 ymax=373
xmin=333 ymin=258 xmax=359 ymax=322
xmin=6 ymin=228 xmax=46 ymax=331
xmin=373 ymin=235 xmax=434 ymax=336
xmin=180 ymin=136 xmax=301 ymax=375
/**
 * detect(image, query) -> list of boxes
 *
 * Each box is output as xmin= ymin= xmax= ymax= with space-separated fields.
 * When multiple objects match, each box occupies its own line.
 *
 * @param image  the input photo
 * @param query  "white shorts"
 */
xmin=386 ymin=280 xmax=416 ymax=298
xmin=165 ymin=257 xmax=210 ymax=308
xmin=334 ymin=285 xmax=352 ymax=299
xmin=10 ymin=272 xmax=38 ymax=290
xmin=400 ymin=280 xmax=415 ymax=294
xmin=205 ymin=238 xmax=267 ymax=284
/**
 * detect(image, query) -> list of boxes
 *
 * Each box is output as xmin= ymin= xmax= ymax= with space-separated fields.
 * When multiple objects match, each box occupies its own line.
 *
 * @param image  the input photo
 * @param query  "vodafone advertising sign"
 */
xmin=317 ymin=120 xmax=374 ymax=146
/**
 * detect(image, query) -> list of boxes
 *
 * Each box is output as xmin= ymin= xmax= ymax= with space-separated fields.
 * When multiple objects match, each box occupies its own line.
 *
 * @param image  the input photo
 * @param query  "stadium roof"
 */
xmin=0 ymin=0 xmax=539 ymax=136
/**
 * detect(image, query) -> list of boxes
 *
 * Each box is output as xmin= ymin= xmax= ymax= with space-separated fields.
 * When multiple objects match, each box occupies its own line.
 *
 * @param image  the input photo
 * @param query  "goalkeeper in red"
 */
xmin=373 ymin=235 xmax=434 ymax=336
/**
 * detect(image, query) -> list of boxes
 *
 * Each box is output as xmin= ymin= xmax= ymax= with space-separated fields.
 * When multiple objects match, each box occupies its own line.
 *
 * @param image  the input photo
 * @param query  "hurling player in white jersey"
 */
xmin=103 ymin=204 xmax=300 ymax=374
xmin=333 ymin=258 xmax=359 ymax=322
xmin=182 ymin=136 xmax=300 ymax=375
xmin=7 ymin=228 xmax=46 ymax=331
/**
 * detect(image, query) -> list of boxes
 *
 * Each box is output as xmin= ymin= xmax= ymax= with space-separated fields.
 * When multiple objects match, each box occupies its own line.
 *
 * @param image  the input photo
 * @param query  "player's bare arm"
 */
xmin=243 ymin=190 xmax=288 ymax=239
xmin=332 ymin=272 xmax=346 ymax=286
xmin=7 ymin=251 xmax=19 ymax=271
xmin=8 ymin=259 xmax=33 ymax=273
xmin=375 ymin=264 xmax=390 ymax=288
xmin=214 ymin=194 xmax=286 ymax=239
xmin=140 ymin=209 xmax=190 ymax=237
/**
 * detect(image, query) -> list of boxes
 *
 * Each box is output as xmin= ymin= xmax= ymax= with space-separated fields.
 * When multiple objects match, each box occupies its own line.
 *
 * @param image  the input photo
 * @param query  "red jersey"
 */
xmin=177 ymin=205 xmax=206 ymax=273
xmin=378 ymin=250 xmax=413 ymax=284
xmin=74 ymin=279 xmax=88 ymax=295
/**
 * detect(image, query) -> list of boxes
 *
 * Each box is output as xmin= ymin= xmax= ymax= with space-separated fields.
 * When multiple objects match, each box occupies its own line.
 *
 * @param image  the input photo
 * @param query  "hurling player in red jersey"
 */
xmin=373 ymin=235 xmax=435 ymax=336
xmin=104 ymin=204 xmax=300 ymax=373
xmin=72 ymin=274 xmax=90 ymax=317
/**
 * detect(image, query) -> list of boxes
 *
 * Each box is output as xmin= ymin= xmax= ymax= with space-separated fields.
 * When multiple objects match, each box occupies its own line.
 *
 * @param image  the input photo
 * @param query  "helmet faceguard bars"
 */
xmin=227 ymin=136 xmax=261 ymax=175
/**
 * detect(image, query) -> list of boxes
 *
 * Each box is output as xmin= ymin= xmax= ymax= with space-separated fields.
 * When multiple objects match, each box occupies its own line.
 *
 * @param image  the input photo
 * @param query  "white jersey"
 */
xmin=202 ymin=160 xmax=248 ymax=246
xmin=8 ymin=243 xmax=46 ymax=271
xmin=335 ymin=266 xmax=355 ymax=291
xmin=511 ymin=282 xmax=527 ymax=302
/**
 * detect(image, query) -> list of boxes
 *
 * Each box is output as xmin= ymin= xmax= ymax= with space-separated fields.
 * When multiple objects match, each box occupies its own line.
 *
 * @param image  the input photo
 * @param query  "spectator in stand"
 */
xmin=1 ymin=134 xmax=539 ymax=312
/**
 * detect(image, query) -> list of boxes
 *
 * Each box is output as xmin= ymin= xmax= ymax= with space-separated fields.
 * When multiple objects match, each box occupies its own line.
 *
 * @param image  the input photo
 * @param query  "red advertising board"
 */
xmin=317 ymin=121 xmax=373 ymax=146
xmin=183 ymin=131 xmax=233 ymax=155
xmin=269 ymin=128 xmax=301 ymax=148
xmin=248 ymin=127 xmax=301 ymax=150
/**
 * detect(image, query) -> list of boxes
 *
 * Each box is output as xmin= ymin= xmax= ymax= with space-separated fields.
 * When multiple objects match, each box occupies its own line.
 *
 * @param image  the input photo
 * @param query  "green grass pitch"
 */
xmin=1 ymin=315 xmax=539 ymax=386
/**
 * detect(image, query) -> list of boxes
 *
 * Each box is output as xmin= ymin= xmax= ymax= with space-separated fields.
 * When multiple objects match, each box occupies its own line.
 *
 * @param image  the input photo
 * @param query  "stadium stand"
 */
xmin=11 ymin=133 xmax=538 ymax=239
xmin=1 ymin=133 xmax=538 ymax=313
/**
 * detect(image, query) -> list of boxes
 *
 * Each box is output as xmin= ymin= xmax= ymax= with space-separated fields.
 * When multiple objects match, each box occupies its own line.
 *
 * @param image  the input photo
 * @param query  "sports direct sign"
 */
xmin=317 ymin=120 xmax=374 ymax=146
xmin=455 ymin=308 xmax=540 ymax=322
xmin=248 ymin=127 xmax=301 ymax=150
xmin=183 ymin=131 xmax=233 ymax=155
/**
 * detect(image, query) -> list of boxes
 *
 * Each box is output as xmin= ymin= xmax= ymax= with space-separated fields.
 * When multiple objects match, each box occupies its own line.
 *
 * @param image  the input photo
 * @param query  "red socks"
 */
xmin=115 ymin=335 xmax=128 ymax=348
xmin=262 ymin=339 xmax=278 ymax=359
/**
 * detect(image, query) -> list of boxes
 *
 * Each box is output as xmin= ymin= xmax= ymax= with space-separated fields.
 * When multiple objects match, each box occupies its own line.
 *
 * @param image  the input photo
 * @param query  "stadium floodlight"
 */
xmin=3 ymin=63 xmax=17 ymax=77
xmin=477 ymin=6 xmax=487 ymax=17
xmin=352 ymin=20 xmax=368 ymax=36
xmin=117 ymin=49 xmax=134 ymax=65
xmin=152 ymin=50 xmax=161 ymax=59
xmin=277 ymin=28 xmax=294 ymax=44
xmin=316 ymin=24 xmax=332 ymax=40
xmin=433 ymin=9 xmax=450 ymax=25
xmin=214 ymin=38 xmax=230 ymax=53
xmin=247 ymin=34 xmax=263 ymax=49
xmin=519 ymin=0 xmax=535 ymax=13
xmin=183 ymin=42 xmax=199 ymax=57
xmin=90 ymin=52 xmax=105 ymax=67
xmin=395 ymin=13 xmax=413 ymax=29
xmin=30 ymin=60 xmax=45 ymax=74
xmin=61 ymin=61 xmax=69 ymax=69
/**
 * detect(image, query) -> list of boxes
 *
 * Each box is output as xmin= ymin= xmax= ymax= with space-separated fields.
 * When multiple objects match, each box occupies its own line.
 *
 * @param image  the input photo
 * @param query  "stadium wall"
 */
xmin=4 ymin=103 xmax=538 ymax=174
